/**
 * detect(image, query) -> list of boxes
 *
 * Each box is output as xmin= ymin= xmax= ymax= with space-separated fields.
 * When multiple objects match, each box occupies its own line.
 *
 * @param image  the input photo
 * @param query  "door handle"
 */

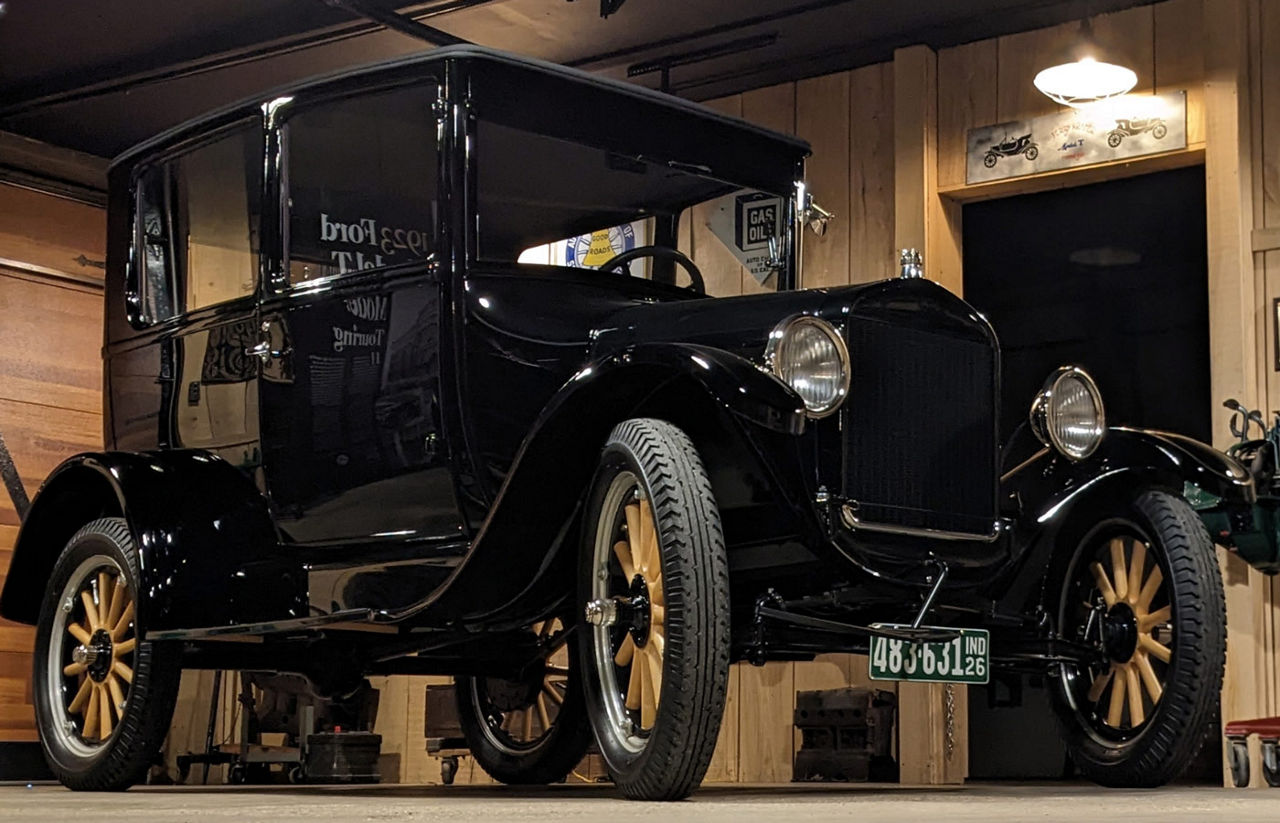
xmin=244 ymin=341 xmax=292 ymax=362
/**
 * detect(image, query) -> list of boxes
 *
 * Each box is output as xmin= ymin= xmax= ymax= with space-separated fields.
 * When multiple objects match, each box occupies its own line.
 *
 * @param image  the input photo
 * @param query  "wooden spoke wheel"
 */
xmin=590 ymin=488 xmax=667 ymax=743
xmin=579 ymin=418 xmax=729 ymax=801
xmin=455 ymin=617 xmax=591 ymax=784
xmin=54 ymin=560 xmax=137 ymax=748
xmin=1051 ymin=489 xmax=1225 ymax=788
xmin=471 ymin=619 xmax=572 ymax=751
xmin=33 ymin=518 xmax=180 ymax=791
xmin=1065 ymin=534 xmax=1172 ymax=735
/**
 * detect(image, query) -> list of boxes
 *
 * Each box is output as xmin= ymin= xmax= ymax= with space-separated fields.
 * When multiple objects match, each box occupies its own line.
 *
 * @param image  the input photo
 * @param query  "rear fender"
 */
xmin=0 ymin=452 xmax=302 ymax=632
xmin=399 ymin=343 xmax=807 ymax=626
xmin=995 ymin=427 xmax=1252 ymax=614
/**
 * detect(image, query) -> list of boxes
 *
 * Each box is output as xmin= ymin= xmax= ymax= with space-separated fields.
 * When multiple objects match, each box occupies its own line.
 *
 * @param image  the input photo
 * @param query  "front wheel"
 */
xmin=33 ymin=518 xmax=181 ymax=790
xmin=1107 ymin=131 xmax=1124 ymax=148
xmin=1051 ymin=489 xmax=1225 ymax=787
xmin=1152 ymin=123 xmax=1168 ymax=139
xmin=1024 ymin=145 xmax=1039 ymax=161
xmin=579 ymin=418 xmax=730 ymax=800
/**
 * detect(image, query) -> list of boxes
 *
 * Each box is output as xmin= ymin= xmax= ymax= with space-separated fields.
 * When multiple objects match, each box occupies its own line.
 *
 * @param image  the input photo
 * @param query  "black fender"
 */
xmin=394 ymin=342 xmax=807 ymax=627
xmin=994 ymin=426 xmax=1253 ymax=614
xmin=0 ymin=451 xmax=305 ymax=632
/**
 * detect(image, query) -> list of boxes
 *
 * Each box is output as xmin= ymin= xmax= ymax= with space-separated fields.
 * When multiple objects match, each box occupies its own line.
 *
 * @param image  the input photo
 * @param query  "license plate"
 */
xmin=868 ymin=625 xmax=990 ymax=684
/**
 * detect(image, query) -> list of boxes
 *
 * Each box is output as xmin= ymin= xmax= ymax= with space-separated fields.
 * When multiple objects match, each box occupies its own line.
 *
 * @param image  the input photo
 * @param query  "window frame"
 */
xmin=273 ymin=78 xmax=444 ymax=295
xmin=125 ymin=117 xmax=266 ymax=329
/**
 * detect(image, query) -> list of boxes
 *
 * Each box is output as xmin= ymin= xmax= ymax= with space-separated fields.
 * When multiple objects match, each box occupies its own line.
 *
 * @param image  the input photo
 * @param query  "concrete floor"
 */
xmin=0 ymin=782 xmax=1274 ymax=822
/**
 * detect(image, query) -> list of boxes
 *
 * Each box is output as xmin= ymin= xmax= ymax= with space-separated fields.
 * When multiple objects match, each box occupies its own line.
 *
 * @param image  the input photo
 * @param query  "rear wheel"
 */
xmin=33 ymin=518 xmax=181 ymax=790
xmin=455 ymin=617 xmax=592 ymax=784
xmin=578 ymin=418 xmax=730 ymax=801
xmin=1051 ymin=489 xmax=1225 ymax=787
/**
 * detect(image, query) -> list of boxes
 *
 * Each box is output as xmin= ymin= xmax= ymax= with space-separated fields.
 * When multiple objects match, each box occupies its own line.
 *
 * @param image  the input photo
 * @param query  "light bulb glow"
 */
xmin=1034 ymin=58 xmax=1137 ymax=107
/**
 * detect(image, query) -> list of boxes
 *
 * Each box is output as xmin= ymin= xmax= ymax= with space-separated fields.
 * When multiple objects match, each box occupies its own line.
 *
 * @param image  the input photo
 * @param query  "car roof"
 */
xmin=112 ymin=44 xmax=812 ymax=170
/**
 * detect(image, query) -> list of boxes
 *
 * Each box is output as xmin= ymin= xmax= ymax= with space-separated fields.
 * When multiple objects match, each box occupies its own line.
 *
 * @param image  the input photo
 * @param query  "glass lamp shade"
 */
xmin=1034 ymin=56 xmax=1137 ymax=107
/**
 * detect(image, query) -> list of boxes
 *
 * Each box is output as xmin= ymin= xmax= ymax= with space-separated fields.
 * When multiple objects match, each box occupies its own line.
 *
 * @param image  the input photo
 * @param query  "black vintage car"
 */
xmin=0 ymin=47 xmax=1247 ymax=799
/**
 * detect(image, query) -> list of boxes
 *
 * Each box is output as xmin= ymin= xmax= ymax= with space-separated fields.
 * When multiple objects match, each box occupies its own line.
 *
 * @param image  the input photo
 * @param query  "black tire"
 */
xmin=1230 ymin=740 xmax=1251 ymax=788
xmin=1050 ymin=489 xmax=1225 ymax=788
xmin=1152 ymin=123 xmax=1168 ymax=140
xmin=1263 ymin=741 xmax=1280 ymax=788
xmin=455 ymin=618 xmax=592 ymax=785
xmin=983 ymin=153 xmax=998 ymax=168
xmin=33 ymin=518 xmax=181 ymax=790
xmin=1107 ymin=132 xmax=1124 ymax=148
xmin=1025 ymin=145 xmax=1039 ymax=161
xmin=578 ymin=418 xmax=730 ymax=801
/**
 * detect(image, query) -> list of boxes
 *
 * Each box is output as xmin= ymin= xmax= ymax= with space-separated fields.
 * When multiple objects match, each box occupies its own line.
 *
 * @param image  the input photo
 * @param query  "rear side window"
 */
xmin=283 ymin=84 xmax=438 ymax=285
xmin=131 ymin=123 xmax=263 ymax=325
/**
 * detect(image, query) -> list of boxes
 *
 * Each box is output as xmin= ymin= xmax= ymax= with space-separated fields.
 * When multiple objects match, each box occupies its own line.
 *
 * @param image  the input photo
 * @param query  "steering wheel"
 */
xmin=598 ymin=245 xmax=705 ymax=295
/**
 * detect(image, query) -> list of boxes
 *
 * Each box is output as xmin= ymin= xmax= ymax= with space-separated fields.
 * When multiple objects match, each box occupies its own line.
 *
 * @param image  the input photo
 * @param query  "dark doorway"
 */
xmin=963 ymin=165 xmax=1210 ymax=452
xmin=962 ymin=164 xmax=1214 ymax=781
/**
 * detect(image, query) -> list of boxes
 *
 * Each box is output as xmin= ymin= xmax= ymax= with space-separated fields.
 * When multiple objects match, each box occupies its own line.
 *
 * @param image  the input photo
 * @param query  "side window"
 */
xmin=131 ymin=123 xmax=263 ymax=324
xmin=285 ymin=84 xmax=438 ymax=285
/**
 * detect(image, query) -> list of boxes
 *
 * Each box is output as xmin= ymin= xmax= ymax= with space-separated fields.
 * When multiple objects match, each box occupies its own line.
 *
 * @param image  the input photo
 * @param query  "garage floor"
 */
xmin=0 ymin=783 xmax=1272 ymax=822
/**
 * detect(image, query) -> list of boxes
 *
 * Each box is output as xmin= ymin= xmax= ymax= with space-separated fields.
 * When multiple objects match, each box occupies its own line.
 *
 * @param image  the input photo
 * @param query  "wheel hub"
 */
xmin=626 ymin=576 xmax=652 ymax=647
xmin=1102 ymin=603 xmax=1138 ymax=663
xmin=483 ymin=675 xmax=540 ymax=712
xmin=82 ymin=630 xmax=114 ymax=682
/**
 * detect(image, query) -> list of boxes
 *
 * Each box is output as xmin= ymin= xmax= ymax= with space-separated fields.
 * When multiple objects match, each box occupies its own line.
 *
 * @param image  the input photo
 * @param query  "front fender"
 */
xmin=0 ymin=451 xmax=303 ymax=632
xmin=395 ymin=342 xmax=806 ymax=627
xmin=994 ymin=427 xmax=1252 ymax=613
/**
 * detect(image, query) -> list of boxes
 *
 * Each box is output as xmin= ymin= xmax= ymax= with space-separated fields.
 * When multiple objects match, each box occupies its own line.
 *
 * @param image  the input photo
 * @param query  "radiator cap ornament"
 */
xmin=899 ymin=248 xmax=924 ymax=279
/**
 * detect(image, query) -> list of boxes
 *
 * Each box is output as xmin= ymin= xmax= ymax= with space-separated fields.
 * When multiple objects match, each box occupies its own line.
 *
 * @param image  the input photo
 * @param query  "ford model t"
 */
xmin=0 ymin=47 xmax=1244 ymax=798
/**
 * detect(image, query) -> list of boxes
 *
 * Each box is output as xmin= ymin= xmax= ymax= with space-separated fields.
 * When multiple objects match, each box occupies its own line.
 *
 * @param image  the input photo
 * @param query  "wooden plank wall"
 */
xmin=678 ymin=66 xmax=897 ymax=784
xmin=1213 ymin=0 xmax=1280 ymax=787
xmin=0 ymin=183 xmax=106 ymax=743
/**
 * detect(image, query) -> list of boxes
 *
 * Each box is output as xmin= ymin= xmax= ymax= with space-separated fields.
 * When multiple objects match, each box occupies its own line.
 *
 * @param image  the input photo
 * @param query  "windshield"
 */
xmin=476 ymin=120 xmax=790 ymax=296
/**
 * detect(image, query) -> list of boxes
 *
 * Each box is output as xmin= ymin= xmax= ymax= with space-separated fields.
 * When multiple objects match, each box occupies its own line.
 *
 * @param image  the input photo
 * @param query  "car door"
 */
xmin=256 ymin=81 xmax=465 ymax=597
xmin=113 ymin=120 xmax=265 ymax=472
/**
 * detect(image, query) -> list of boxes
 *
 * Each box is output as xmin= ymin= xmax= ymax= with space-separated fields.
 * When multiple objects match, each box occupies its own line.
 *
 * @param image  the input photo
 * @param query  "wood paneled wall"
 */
xmin=677 ymin=65 xmax=898 ymax=784
xmin=0 ymin=183 xmax=105 ymax=743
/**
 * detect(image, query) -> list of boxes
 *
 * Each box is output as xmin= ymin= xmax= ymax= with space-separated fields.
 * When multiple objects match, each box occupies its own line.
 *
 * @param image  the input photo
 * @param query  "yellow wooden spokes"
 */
xmin=63 ymin=569 xmax=136 ymax=743
xmin=1110 ymin=538 xmax=1129 ymax=602
xmin=80 ymin=591 xmax=101 ymax=633
xmin=615 ymin=634 xmax=636 ymax=666
xmin=1086 ymin=667 xmax=1112 ymax=702
xmin=1087 ymin=536 xmax=1172 ymax=729
xmin=491 ymin=619 xmax=571 ymax=743
xmin=97 ymin=572 xmax=112 ymax=628
xmin=106 ymin=578 xmax=128 ymax=630
xmin=67 ymin=622 xmax=92 ymax=646
xmin=1106 ymin=664 xmax=1127 ymax=727
xmin=608 ymin=492 xmax=667 ymax=734
xmin=111 ymin=602 xmax=134 ymax=642
xmin=1090 ymin=562 xmax=1117 ymax=608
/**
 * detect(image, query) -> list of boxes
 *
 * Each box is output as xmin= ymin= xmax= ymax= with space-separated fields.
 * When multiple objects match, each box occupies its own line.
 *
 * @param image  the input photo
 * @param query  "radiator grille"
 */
xmin=841 ymin=319 xmax=998 ymax=535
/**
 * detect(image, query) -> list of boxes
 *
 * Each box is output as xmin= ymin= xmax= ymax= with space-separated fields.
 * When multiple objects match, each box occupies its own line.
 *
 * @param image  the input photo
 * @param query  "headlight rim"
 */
xmin=764 ymin=314 xmax=851 ymax=419
xmin=1030 ymin=365 xmax=1106 ymax=461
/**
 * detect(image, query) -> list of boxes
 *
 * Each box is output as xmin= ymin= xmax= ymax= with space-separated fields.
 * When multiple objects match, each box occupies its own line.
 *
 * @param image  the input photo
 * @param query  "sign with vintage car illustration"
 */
xmin=966 ymin=91 xmax=1187 ymax=184
xmin=0 ymin=48 xmax=1239 ymax=801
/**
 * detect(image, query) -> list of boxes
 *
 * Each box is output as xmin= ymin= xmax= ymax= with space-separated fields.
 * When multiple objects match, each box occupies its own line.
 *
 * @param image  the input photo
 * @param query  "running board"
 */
xmin=146 ymin=608 xmax=377 ymax=641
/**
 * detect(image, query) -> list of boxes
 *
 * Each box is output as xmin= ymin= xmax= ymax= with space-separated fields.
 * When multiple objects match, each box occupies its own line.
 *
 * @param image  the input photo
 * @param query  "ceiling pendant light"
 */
xmin=1034 ymin=19 xmax=1137 ymax=107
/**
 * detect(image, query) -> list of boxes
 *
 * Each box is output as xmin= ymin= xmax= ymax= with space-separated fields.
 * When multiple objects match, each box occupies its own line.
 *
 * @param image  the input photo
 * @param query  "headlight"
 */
xmin=765 ymin=316 xmax=850 ymax=418
xmin=1030 ymin=366 xmax=1106 ymax=460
